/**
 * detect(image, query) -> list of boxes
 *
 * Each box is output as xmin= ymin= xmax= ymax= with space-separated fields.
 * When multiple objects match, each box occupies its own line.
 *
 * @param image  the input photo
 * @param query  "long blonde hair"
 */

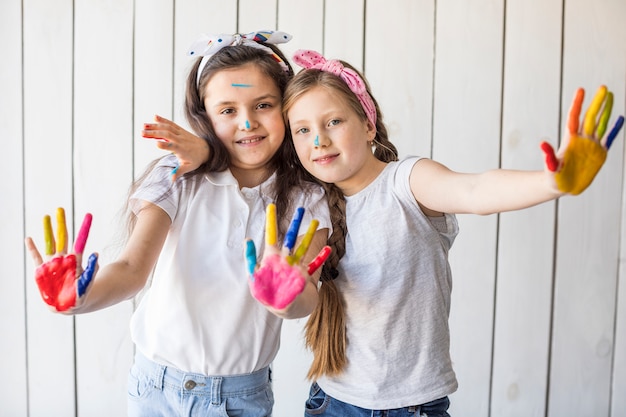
xmin=283 ymin=62 xmax=398 ymax=380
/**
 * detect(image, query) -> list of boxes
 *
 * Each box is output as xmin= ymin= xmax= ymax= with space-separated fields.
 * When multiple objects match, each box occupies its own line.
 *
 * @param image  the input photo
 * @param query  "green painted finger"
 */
xmin=596 ymin=91 xmax=614 ymax=140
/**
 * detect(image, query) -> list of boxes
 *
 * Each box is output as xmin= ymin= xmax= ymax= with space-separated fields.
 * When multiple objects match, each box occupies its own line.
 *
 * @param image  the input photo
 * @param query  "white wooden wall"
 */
xmin=1 ymin=1 xmax=625 ymax=416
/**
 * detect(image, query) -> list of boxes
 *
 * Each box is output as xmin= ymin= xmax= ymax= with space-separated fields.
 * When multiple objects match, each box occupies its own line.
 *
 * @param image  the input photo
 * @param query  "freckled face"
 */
xmin=203 ymin=63 xmax=285 ymax=178
xmin=288 ymin=86 xmax=377 ymax=195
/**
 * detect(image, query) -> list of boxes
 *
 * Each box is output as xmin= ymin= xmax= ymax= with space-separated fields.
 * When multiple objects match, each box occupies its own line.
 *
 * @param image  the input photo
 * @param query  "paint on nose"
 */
xmin=314 ymin=135 xmax=319 ymax=146
xmin=245 ymin=120 xmax=251 ymax=129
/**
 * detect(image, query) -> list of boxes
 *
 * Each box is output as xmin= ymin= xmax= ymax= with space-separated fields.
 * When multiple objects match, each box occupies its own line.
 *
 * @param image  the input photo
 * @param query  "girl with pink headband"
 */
xmin=280 ymin=50 xmax=623 ymax=416
xmin=144 ymin=49 xmax=623 ymax=415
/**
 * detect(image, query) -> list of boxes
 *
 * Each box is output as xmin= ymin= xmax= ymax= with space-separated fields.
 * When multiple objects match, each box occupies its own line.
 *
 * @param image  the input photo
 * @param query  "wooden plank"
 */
xmin=22 ymin=0 xmax=77 ymax=415
xmin=323 ymin=0 xmax=365 ymax=69
xmin=432 ymin=1 xmax=504 ymax=415
xmin=73 ymin=1 xmax=135 ymax=415
xmin=0 ymin=0 xmax=27 ymax=414
xmin=278 ymin=0 xmax=324 ymax=61
xmin=239 ymin=0 xmax=278 ymax=33
xmin=491 ymin=1 xmax=562 ymax=415
xmin=134 ymin=0 xmax=175 ymax=177
xmin=549 ymin=0 xmax=626 ymax=415
xmin=615 ymin=236 xmax=626 ymax=416
xmin=270 ymin=3 xmax=324 ymax=417
xmin=364 ymin=0 xmax=435 ymax=159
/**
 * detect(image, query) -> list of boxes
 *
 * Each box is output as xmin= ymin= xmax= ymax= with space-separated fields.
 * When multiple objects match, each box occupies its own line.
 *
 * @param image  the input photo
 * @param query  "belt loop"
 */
xmin=153 ymin=363 xmax=165 ymax=391
xmin=211 ymin=377 xmax=223 ymax=405
xmin=408 ymin=405 xmax=422 ymax=416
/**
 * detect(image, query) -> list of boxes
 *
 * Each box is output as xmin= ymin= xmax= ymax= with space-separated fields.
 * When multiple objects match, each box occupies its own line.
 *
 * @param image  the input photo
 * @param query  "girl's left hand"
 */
xmin=142 ymin=115 xmax=210 ymax=181
xmin=245 ymin=204 xmax=331 ymax=310
xmin=540 ymin=85 xmax=624 ymax=195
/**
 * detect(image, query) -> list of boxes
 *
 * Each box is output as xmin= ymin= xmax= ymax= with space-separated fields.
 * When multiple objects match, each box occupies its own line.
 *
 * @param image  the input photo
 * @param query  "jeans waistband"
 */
xmin=134 ymin=351 xmax=270 ymax=404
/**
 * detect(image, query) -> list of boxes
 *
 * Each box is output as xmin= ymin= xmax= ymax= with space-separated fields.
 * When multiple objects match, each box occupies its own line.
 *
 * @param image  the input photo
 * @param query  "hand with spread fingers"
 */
xmin=540 ymin=85 xmax=624 ymax=195
xmin=245 ymin=204 xmax=331 ymax=310
xmin=24 ymin=208 xmax=98 ymax=312
xmin=142 ymin=114 xmax=210 ymax=181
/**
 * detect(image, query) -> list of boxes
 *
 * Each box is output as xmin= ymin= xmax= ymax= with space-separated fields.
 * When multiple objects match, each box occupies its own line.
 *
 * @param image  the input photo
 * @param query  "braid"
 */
xmin=304 ymin=183 xmax=348 ymax=379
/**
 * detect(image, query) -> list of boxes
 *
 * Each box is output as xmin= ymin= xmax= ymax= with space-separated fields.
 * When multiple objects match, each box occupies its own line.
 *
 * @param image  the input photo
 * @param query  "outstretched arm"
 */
xmin=411 ymin=85 xmax=624 ymax=215
xmin=142 ymin=115 xmax=210 ymax=181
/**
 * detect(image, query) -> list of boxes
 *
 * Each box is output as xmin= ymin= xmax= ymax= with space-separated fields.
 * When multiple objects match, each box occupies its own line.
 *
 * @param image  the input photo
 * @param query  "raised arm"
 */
xmin=410 ymin=85 xmax=624 ymax=216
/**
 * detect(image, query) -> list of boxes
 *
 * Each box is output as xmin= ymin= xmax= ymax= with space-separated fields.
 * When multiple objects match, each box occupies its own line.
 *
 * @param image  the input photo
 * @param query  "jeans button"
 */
xmin=184 ymin=380 xmax=197 ymax=390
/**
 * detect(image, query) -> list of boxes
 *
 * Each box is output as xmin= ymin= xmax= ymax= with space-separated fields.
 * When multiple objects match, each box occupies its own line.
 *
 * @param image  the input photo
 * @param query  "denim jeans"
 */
xmin=127 ymin=351 xmax=274 ymax=417
xmin=304 ymin=382 xmax=451 ymax=417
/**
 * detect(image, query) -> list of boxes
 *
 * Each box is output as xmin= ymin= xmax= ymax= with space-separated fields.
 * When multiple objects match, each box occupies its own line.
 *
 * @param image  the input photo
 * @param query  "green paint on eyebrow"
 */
xmin=232 ymin=83 xmax=253 ymax=87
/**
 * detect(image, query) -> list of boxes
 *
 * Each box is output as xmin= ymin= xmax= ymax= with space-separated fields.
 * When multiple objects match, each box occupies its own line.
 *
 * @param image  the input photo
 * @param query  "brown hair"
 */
xmin=283 ymin=61 xmax=398 ymax=380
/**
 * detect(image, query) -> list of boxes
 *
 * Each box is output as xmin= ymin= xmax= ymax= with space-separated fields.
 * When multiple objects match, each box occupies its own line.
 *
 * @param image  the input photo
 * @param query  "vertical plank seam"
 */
xmin=544 ymin=1 xmax=566 ymax=415
xmin=70 ymin=1 xmax=78 ymax=416
xmin=488 ymin=1 xmax=508 ymax=414
xmin=20 ymin=0 xmax=31 ymax=414
xmin=429 ymin=0 xmax=437 ymax=160
xmin=607 ymin=82 xmax=626 ymax=417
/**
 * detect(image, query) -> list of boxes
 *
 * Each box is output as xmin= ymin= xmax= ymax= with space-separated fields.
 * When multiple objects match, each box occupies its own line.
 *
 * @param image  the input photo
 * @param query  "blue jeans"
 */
xmin=304 ymin=382 xmax=451 ymax=417
xmin=127 ymin=351 xmax=274 ymax=417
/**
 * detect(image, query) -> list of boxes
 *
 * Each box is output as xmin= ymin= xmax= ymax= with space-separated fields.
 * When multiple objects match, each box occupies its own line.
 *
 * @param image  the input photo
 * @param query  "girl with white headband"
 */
xmin=25 ymin=32 xmax=331 ymax=417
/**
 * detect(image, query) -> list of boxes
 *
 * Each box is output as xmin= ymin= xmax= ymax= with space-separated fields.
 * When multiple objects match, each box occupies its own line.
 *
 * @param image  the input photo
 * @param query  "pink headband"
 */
xmin=292 ymin=49 xmax=377 ymax=127
xmin=188 ymin=30 xmax=292 ymax=86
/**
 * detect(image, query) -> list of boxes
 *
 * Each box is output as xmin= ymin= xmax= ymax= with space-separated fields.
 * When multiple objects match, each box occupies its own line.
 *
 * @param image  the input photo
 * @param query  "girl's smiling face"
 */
xmin=203 ymin=63 xmax=285 ymax=185
xmin=288 ymin=86 xmax=378 ymax=196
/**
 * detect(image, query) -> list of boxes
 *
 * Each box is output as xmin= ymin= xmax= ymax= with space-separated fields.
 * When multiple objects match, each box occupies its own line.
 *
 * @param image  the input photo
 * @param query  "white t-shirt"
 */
xmin=129 ymin=155 xmax=330 ymax=376
xmin=317 ymin=157 xmax=460 ymax=409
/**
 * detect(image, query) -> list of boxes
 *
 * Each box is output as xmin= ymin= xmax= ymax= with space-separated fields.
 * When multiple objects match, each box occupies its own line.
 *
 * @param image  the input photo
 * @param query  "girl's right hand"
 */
xmin=24 ymin=208 xmax=98 ymax=313
xmin=142 ymin=114 xmax=210 ymax=181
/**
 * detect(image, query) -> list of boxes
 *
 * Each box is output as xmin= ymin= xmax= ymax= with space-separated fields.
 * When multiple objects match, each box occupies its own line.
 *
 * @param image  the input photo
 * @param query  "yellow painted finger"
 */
xmin=55 ymin=207 xmax=68 ymax=253
xmin=583 ymin=85 xmax=607 ymax=137
xmin=43 ymin=215 xmax=55 ymax=256
xmin=289 ymin=219 xmax=319 ymax=265
xmin=596 ymin=91 xmax=613 ymax=140
xmin=265 ymin=203 xmax=277 ymax=246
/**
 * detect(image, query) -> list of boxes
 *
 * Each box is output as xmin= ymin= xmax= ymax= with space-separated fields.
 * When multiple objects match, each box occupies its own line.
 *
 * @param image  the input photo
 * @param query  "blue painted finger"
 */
xmin=606 ymin=116 xmax=624 ymax=150
xmin=245 ymin=239 xmax=257 ymax=277
xmin=283 ymin=207 xmax=305 ymax=251
xmin=77 ymin=253 xmax=98 ymax=297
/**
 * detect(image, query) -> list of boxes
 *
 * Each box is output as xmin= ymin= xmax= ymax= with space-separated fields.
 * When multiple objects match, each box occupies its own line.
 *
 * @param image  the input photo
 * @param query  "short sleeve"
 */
xmin=130 ymin=154 xmax=180 ymax=221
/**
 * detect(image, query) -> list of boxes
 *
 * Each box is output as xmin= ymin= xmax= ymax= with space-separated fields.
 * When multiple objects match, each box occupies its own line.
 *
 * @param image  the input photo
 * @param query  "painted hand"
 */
xmin=142 ymin=114 xmax=210 ymax=181
xmin=540 ymin=85 xmax=624 ymax=195
xmin=25 ymin=208 xmax=98 ymax=312
xmin=245 ymin=204 xmax=331 ymax=310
